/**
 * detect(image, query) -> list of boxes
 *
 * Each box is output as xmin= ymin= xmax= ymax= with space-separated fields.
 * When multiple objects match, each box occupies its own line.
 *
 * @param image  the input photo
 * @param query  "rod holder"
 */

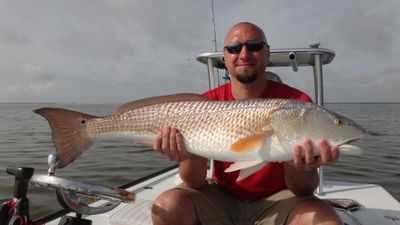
xmin=288 ymin=52 xmax=298 ymax=72
xmin=48 ymin=153 xmax=59 ymax=175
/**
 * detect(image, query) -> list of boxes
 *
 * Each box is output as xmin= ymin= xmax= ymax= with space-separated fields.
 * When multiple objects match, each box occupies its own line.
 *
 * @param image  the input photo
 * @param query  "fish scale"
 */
xmin=86 ymin=100 xmax=297 ymax=156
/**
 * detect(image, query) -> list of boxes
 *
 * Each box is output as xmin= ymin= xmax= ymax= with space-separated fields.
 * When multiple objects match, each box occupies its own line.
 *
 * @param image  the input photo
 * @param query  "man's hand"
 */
xmin=153 ymin=126 xmax=193 ymax=162
xmin=153 ymin=126 xmax=208 ymax=188
xmin=284 ymin=138 xmax=340 ymax=195
xmin=287 ymin=138 xmax=340 ymax=171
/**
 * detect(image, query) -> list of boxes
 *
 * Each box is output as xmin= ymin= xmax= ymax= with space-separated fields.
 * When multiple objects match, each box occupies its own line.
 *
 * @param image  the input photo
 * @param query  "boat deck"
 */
xmin=44 ymin=168 xmax=400 ymax=225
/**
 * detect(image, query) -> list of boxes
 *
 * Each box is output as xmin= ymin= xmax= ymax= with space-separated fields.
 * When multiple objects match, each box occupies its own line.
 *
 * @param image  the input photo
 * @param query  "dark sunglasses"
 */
xmin=224 ymin=40 xmax=267 ymax=54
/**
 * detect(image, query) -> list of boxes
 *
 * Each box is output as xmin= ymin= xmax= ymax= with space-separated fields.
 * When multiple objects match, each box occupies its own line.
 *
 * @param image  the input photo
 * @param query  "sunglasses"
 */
xmin=224 ymin=40 xmax=267 ymax=54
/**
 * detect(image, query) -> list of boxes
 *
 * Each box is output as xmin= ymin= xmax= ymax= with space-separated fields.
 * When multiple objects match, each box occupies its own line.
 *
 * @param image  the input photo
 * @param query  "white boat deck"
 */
xmin=45 ymin=168 xmax=400 ymax=225
xmin=317 ymin=180 xmax=400 ymax=225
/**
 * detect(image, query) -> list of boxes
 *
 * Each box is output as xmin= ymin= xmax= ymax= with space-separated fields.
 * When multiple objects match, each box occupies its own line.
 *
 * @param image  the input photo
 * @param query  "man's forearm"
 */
xmin=284 ymin=163 xmax=319 ymax=196
xmin=179 ymin=155 xmax=208 ymax=189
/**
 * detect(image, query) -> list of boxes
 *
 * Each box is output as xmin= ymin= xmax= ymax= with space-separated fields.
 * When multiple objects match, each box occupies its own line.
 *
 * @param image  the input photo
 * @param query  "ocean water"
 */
xmin=0 ymin=102 xmax=399 ymax=220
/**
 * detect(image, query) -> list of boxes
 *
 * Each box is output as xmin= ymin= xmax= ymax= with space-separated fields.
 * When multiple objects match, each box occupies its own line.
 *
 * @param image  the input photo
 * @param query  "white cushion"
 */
xmin=109 ymin=199 xmax=153 ymax=225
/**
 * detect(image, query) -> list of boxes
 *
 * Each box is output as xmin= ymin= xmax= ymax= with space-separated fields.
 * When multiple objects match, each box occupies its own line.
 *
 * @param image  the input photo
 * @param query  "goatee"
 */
xmin=236 ymin=73 xmax=258 ymax=83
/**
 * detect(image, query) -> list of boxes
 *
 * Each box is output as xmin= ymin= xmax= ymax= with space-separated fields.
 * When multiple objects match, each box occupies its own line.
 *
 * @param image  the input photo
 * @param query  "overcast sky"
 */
xmin=1 ymin=0 xmax=399 ymax=103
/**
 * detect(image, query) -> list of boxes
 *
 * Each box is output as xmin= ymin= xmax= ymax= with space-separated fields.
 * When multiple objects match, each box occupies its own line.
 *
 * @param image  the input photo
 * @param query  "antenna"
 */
xmin=211 ymin=0 xmax=217 ymax=52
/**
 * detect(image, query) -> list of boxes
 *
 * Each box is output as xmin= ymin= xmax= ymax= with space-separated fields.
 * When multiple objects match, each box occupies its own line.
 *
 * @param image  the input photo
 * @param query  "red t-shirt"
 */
xmin=202 ymin=81 xmax=312 ymax=200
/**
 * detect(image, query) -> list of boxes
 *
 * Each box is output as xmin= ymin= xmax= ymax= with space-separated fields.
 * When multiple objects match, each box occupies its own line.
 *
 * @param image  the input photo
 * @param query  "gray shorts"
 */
xmin=177 ymin=179 xmax=317 ymax=225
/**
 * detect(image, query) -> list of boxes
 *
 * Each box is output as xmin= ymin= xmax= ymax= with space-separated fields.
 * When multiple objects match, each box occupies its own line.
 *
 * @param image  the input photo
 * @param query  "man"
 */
xmin=152 ymin=22 xmax=342 ymax=225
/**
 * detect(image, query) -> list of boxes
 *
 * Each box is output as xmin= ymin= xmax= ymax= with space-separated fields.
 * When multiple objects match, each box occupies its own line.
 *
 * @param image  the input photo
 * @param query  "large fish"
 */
xmin=35 ymin=93 xmax=365 ymax=179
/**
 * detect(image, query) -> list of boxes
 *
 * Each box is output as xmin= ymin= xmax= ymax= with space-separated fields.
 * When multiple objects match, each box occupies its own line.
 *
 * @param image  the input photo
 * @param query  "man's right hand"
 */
xmin=153 ymin=127 xmax=193 ymax=163
xmin=154 ymin=127 xmax=208 ymax=188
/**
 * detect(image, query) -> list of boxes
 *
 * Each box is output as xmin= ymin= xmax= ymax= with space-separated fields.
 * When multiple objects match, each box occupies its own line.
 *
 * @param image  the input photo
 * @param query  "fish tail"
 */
xmin=34 ymin=107 xmax=99 ymax=168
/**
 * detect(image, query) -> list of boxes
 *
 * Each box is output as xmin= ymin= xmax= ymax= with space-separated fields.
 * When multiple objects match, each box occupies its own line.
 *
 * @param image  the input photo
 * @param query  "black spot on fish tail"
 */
xmin=34 ymin=107 xmax=99 ymax=168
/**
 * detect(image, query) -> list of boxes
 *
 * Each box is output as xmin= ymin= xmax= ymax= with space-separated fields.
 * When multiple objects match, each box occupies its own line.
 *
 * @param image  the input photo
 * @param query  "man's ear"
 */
xmin=265 ymin=45 xmax=270 ymax=63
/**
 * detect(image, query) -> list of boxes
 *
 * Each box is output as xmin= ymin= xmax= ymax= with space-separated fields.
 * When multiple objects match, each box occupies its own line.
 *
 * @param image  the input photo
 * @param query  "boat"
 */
xmin=2 ymin=44 xmax=400 ymax=225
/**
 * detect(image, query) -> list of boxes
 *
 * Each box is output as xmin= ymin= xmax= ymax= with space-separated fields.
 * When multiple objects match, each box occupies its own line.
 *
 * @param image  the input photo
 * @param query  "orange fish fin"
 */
xmin=231 ymin=133 xmax=271 ymax=153
xmin=34 ymin=108 xmax=98 ymax=168
xmin=115 ymin=93 xmax=212 ymax=115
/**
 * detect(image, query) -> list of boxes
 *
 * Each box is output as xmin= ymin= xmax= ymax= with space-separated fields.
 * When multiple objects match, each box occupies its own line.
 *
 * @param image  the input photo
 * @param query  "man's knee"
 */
xmin=152 ymin=189 xmax=198 ymax=225
xmin=153 ymin=189 xmax=193 ymax=211
xmin=286 ymin=200 xmax=342 ymax=225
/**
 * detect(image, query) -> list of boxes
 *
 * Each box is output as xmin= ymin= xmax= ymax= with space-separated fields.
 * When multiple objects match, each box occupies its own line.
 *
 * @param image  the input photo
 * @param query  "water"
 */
xmin=0 ymin=103 xmax=399 ymax=220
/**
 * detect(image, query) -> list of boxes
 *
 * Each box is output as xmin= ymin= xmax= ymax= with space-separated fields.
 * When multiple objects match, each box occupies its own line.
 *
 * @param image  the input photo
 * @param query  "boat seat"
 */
xmin=109 ymin=199 xmax=153 ymax=225
xmin=265 ymin=71 xmax=282 ymax=83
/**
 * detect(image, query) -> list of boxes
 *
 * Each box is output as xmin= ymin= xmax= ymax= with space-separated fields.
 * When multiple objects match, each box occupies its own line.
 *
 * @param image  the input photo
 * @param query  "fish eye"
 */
xmin=334 ymin=118 xmax=343 ymax=126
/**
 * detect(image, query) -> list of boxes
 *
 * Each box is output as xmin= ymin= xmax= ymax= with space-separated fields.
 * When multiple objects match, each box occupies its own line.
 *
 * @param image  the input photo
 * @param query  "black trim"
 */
xmin=35 ymin=209 xmax=70 ymax=224
xmin=119 ymin=164 xmax=178 ymax=189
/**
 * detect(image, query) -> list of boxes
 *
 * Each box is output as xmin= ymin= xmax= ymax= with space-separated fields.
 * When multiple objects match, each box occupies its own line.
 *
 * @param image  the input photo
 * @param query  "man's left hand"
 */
xmin=287 ymin=138 xmax=340 ymax=171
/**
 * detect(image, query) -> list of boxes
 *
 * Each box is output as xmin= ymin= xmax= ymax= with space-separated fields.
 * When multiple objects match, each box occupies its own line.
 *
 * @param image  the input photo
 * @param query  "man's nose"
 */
xmin=239 ymin=45 xmax=251 ymax=59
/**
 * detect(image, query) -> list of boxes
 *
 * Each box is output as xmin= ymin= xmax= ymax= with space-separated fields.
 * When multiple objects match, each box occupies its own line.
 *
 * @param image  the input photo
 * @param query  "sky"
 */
xmin=0 ymin=0 xmax=399 ymax=103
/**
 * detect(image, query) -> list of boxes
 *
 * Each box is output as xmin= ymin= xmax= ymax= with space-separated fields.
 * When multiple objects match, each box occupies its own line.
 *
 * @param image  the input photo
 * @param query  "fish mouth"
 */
xmin=336 ymin=136 xmax=362 ymax=147
xmin=341 ymin=138 xmax=357 ymax=145
xmin=336 ymin=124 xmax=366 ymax=146
xmin=336 ymin=137 xmax=364 ymax=155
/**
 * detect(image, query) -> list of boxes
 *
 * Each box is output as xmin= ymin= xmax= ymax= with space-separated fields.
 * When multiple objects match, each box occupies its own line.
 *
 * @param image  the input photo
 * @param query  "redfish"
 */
xmin=35 ymin=93 xmax=364 ymax=179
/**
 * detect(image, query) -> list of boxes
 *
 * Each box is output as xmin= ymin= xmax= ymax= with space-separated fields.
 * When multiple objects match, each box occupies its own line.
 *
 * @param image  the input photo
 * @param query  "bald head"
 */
xmin=222 ymin=22 xmax=270 ymax=88
xmin=224 ymin=22 xmax=268 ymax=46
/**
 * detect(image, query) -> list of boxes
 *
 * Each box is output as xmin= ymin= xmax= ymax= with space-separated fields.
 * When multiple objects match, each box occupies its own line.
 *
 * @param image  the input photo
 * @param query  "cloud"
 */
xmin=336 ymin=4 xmax=399 ymax=54
xmin=0 ymin=61 xmax=56 ymax=102
xmin=0 ymin=0 xmax=399 ymax=103
xmin=0 ymin=28 xmax=29 ymax=45
xmin=52 ymin=27 xmax=136 ymax=61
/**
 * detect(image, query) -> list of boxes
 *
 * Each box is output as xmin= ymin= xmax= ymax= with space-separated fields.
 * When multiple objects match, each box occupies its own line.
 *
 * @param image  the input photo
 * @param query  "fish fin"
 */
xmin=115 ymin=93 xmax=212 ymax=115
xmin=34 ymin=108 xmax=98 ymax=168
xmin=231 ymin=133 xmax=270 ymax=153
xmin=225 ymin=160 xmax=264 ymax=172
xmin=237 ymin=162 xmax=268 ymax=181
xmin=339 ymin=144 xmax=363 ymax=155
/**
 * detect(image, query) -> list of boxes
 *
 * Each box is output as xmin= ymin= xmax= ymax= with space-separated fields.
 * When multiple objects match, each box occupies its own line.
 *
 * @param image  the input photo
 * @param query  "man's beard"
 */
xmin=236 ymin=72 xmax=258 ymax=83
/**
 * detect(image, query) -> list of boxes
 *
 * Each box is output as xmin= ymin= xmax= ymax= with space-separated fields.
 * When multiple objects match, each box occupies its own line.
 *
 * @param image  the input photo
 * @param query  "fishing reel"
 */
xmin=0 ymin=167 xmax=34 ymax=225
